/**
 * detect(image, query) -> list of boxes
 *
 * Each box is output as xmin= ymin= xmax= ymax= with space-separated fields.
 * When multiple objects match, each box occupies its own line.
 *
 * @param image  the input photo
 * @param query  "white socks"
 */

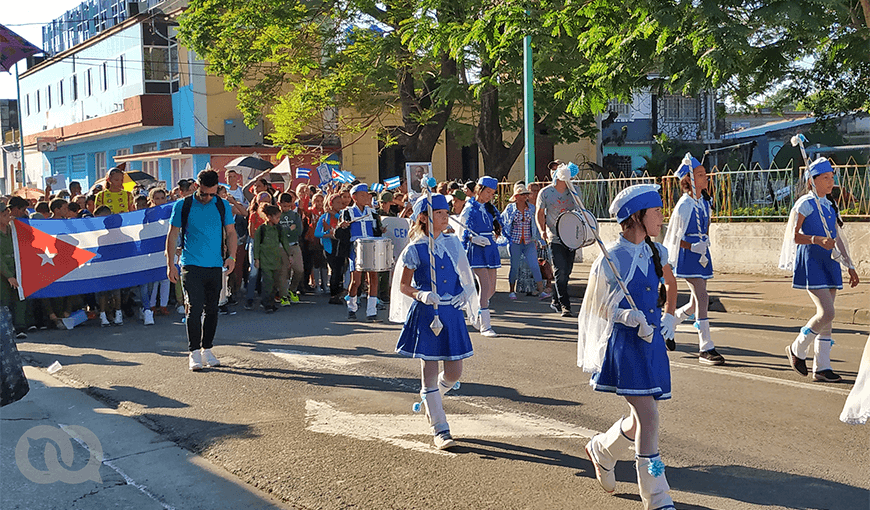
xmin=366 ymin=295 xmax=378 ymax=317
xmin=421 ymin=387 xmax=448 ymax=435
xmin=813 ymin=337 xmax=833 ymax=373
xmin=437 ymin=372 xmax=459 ymax=397
xmin=347 ymin=295 xmax=358 ymax=312
xmin=696 ymin=318 xmax=714 ymax=352
xmin=791 ymin=325 xmax=817 ymax=360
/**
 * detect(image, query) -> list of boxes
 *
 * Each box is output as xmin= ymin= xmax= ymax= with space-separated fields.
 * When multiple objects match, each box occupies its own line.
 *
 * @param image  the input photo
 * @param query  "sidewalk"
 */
xmin=0 ymin=366 xmax=292 ymax=510
xmin=497 ymin=261 xmax=869 ymax=326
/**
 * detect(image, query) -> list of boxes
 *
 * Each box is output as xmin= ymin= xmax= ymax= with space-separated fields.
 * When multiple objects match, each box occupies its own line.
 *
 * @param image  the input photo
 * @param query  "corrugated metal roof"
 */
xmin=722 ymin=116 xmax=817 ymax=140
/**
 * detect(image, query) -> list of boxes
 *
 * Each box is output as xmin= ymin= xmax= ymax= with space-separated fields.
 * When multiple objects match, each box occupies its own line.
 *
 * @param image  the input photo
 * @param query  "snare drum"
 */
xmin=354 ymin=238 xmax=394 ymax=272
xmin=556 ymin=210 xmax=598 ymax=250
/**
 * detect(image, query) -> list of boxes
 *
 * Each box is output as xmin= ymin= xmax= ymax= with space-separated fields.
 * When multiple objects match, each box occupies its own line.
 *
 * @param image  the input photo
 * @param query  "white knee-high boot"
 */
xmin=675 ymin=303 xmax=693 ymax=322
xmin=585 ymin=418 xmax=635 ymax=493
xmin=636 ymin=454 xmax=675 ymax=510
xmin=438 ymin=372 xmax=459 ymax=397
xmin=479 ymin=309 xmax=497 ymax=337
xmin=696 ymin=319 xmax=714 ymax=352
xmin=366 ymin=295 xmax=378 ymax=317
xmin=421 ymin=387 xmax=449 ymax=435
xmin=813 ymin=337 xmax=833 ymax=373
xmin=792 ymin=326 xmax=817 ymax=360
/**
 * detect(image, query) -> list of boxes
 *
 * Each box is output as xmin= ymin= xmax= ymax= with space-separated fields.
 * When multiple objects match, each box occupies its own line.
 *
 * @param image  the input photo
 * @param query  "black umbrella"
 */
xmin=225 ymin=156 xmax=274 ymax=179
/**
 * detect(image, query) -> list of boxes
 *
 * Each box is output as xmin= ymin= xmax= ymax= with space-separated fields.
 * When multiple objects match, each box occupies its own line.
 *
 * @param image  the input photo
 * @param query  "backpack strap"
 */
xmin=180 ymin=196 xmax=193 ymax=250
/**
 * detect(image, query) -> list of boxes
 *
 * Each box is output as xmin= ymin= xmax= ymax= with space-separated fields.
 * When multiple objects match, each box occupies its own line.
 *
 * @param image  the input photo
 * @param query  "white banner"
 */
xmin=381 ymin=217 xmax=411 ymax=260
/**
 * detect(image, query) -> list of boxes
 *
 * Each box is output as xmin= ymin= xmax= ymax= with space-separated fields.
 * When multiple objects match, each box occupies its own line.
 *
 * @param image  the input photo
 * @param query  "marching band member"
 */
xmin=841 ymin=334 xmax=870 ymax=423
xmin=662 ymin=154 xmax=725 ymax=365
xmin=390 ymin=195 xmax=478 ymax=449
xmin=578 ymin=184 xmax=677 ymax=510
xmin=780 ymin=157 xmax=859 ymax=383
xmin=459 ymin=176 xmax=501 ymax=337
xmin=341 ymin=183 xmax=382 ymax=322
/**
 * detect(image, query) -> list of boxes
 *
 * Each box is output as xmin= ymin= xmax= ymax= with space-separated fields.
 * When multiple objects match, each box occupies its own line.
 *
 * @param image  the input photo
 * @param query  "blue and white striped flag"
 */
xmin=342 ymin=171 xmax=356 ymax=183
xmin=384 ymin=176 xmax=401 ymax=190
xmin=296 ymin=167 xmax=311 ymax=179
xmin=12 ymin=205 xmax=173 ymax=299
xmin=370 ymin=183 xmax=384 ymax=193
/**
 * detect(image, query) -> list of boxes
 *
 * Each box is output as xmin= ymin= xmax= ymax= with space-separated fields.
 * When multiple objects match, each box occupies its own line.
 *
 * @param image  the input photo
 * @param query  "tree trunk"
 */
xmin=396 ymin=52 xmax=457 ymax=162
xmin=475 ymin=63 xmax=525 ymax=181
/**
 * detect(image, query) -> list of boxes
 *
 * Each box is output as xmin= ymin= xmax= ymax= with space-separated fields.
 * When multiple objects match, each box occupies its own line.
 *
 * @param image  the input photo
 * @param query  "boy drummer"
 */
xmin=342 ymin=183 xmax=383 ymax=321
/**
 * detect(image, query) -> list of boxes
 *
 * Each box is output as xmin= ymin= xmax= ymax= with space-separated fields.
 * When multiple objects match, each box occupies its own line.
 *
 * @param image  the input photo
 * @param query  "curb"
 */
xmin=716 ymin=297 xmax=869 ymax=326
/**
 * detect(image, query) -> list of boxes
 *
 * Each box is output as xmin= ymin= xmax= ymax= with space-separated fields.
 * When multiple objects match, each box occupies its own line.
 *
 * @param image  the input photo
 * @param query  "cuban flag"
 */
xmin=11 ymin=205 xmax=172 ymax=299
xmin=370 ymin=182 xmax=385 ymax=194
xmin=384 ymin=176 xmax=401 ymax=190
xmin=296 ymin=167 xmax=311 ymax=180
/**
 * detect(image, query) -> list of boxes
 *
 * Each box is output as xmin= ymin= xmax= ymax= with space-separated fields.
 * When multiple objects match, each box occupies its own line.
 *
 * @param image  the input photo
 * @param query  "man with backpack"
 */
xmin=166 ymin=169 xmax=237 ymax=371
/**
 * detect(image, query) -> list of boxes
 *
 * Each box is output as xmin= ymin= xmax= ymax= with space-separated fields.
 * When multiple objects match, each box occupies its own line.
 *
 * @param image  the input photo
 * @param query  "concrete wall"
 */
xmin=580 ymin=221 xmax=870 ymax=278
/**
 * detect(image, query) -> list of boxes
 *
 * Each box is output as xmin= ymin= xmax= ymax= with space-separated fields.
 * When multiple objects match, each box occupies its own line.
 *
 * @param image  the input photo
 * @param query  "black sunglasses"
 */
xmin=198 ymin=191 xmax=216 ymax=198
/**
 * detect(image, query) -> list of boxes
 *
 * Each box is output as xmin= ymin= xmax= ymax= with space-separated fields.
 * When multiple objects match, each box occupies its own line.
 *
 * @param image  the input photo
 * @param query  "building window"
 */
xmin=85 ymin=68 xmax=93 ymax=97
xmin=95 ymin=151 xmax=107 ymax=177
xmin=143 ymin=160 xmax=159 ymax=178
xmin=661 ymin=95 xmax=698 ymax=121
xmin=117 ymin=55 xmax=125 ymax=86
xmin=144 ymin=24 xmax=180 ymax=95
xmin=46 ymin=86 xmax=52 ymax=109
xmin=132 ymin=142 xmax=158 ymax=154
xmin=58 ymin=80 xmax=65 ymax=106
xmin=35 ymin=90 xmax=40 ymax=113
xmin=71 ymin=75 xmax=78 ymax=101
xmin=607 ymin=99 xmax=631 ymax=119
xmin=101 ymin=62 xmax=108 ymax=91
xmin=25 ymin=94 xmax=30 ymax=116
xmin=171 ymin=157 xmax=192 ymax=183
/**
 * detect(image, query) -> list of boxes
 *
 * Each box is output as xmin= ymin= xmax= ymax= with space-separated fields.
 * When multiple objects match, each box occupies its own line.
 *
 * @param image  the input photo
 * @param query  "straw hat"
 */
xmin=509 ymin=182 xmax=531 ymax=202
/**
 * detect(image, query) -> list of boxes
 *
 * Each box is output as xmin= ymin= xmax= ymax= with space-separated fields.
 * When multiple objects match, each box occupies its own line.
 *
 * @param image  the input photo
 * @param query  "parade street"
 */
xmin=3 ymin=279 xmax=868 ymax=510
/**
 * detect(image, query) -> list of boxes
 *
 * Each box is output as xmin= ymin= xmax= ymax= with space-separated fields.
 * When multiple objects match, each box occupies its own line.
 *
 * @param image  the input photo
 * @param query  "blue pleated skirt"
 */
xmin=793 ymin=244 xmax=843 ymax=290
xmin=675 ymin=246 xmax=714 ymax=279
xmin=591 ymin=324 xmax=672 ymax=400
xmin=466 ymin=239 xmax=501 ymax=269
xmin=396 ymin=301 xmax=474 ymax=360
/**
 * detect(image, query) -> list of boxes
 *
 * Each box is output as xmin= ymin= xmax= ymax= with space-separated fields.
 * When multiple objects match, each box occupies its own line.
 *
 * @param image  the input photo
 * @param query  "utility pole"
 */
xmin=522 ymin=12 xmax=534 ymax=184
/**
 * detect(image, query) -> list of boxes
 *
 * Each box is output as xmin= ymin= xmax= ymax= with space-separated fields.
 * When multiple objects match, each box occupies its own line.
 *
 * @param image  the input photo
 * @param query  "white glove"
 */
xmin=615 ymin=309 xmax=646 ymax=328
xmin=415 ymin=291 xmax=439 ymax=305
xmin=450 ymin=291 xmax=469 ymax=309
xmin=690 ymin=241 xmax=709 ymax=255
xmin=660 ymin=313 xmax=677 ymax=340
xmin=471 ymin=235 xmax=491 ymax=247
xmin=616 ymin=309 xmax=654 ymax=343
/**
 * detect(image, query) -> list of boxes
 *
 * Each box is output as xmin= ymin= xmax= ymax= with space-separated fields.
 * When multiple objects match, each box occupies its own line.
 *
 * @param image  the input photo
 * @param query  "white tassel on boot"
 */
xmin=479 ymin=308 xmax=497 ymax=337
xmin=636 ymin=454 xmax=675 ymax=510
xmin=584 ymin=418 xmax=635 ymax=493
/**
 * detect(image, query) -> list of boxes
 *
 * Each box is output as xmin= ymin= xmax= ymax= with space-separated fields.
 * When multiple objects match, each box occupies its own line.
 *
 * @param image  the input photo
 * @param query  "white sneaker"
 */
xmin=433 ymin=431 xmax=457 ymax=450
xmin=188 ymin=351 xmax=203 ymax=371
xmin=143 ymin=309 xmax=155 ymax=326
xmin=176 ymin=305 xmax=186 ymax=315
xmin=100 ymin=312 xmax=110 ymax=327
xmin=114 ymin=310 xmax=124 ymax=325
xmin=201 ymin=348 xmax=220 ymax=367
xmin=481 ymin=328 xmax=498 ymax=338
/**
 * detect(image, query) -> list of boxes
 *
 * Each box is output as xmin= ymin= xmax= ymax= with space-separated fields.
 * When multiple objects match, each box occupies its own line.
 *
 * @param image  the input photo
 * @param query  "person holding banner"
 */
xmin=390 ymin=194 xmax=476 ymax=450
xmin=459 ymin=176 xmax=501 ymax=337
xmin=781 ymin=157 xmax=859 ymax=383
xmin=166 ymin=169 xmax=237 ymax=371
xmin=662 ymin=154 xmax=725 ymax=366
xmin=578 ymin=184 xmax=677 ymax=510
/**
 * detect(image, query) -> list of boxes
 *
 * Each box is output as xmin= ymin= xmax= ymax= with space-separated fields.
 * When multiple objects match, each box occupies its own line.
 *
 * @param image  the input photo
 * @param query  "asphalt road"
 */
xmin=14 ymin=292 xmax=870 ymax=510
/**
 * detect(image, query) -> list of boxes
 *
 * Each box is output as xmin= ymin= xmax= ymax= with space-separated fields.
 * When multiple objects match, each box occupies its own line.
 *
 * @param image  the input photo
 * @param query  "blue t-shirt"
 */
xmin=170 ymin=197 xmax=234 ymax=268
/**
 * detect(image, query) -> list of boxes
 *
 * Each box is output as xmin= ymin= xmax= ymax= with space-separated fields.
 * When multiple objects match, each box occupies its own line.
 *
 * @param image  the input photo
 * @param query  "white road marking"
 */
xmin=305 ymin=400 xmax=599 ymax=457
xmin=676 ymin=324 xmax=726 ymax=333
xmin=270 ymin=349 xmax=373 ymax=371
xmin=671 ymin=361 xmax=851 ymax=396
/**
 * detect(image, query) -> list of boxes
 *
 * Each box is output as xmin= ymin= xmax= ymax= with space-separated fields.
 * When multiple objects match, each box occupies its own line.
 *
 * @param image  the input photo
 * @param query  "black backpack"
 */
xmin=180 ymin=196 xmax=227 ymax=258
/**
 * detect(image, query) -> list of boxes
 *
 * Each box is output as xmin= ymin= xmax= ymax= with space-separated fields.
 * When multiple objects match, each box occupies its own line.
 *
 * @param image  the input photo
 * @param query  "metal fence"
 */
xmin=494 ymin=158 xmax=870 ymax=221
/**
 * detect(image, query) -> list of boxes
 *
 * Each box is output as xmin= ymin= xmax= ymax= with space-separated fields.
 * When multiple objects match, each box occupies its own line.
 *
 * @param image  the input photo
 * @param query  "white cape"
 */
xmin=389 ymin=232 xmax=480 ymax=324
xmin=662 ymin=193 xmax=708 ymax=268
xmin=841 ymin=335 xmax=870 ymax=425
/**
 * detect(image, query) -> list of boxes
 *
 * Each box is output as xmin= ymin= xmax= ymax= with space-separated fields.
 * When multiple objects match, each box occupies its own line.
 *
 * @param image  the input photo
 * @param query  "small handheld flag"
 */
xmin=384 ymin=176 xmax=401 ymax=190
xmin=371 ymin=183 xmax=384 ymax=193
xmin=296 ymin=167 xmax=311 ymax=180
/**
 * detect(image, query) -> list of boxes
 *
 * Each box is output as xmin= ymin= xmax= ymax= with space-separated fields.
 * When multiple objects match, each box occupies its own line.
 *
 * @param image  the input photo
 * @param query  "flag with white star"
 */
xmin=11 ymin=204 xmax=173 ymax=299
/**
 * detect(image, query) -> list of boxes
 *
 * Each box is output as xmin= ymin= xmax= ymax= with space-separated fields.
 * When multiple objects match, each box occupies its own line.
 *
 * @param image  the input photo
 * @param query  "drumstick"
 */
xmin=683 ymin=153 xmax=709 ymax=267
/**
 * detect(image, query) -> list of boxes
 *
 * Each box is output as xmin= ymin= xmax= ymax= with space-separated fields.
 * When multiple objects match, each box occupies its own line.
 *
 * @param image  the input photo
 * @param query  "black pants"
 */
xmin=325 ymin=250 xmax=346 ymax=297
xmin=181 ymin=266 xmax=222 ymax=352
xmin=549 ymin=241 xmax=576 ymax=310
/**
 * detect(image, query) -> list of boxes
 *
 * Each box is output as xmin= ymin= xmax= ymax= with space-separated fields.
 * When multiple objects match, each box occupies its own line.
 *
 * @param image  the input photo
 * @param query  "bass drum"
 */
xmin=556 ymin=210 xmax=598 ymax=250
xmin=354 ymin=238 xmax=394 ymax=272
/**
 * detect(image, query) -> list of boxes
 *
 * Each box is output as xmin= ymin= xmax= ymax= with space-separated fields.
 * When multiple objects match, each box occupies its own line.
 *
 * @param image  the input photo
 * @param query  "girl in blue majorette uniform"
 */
xmin=780 ymin=157 xmax=859 ymax=383
xmin=578 ymin=184 xmax=678 ymax=510
xmin=390 ymin=194 xmax=479 ymax=450
xmin=459 ymin=175 xmax=501 ymax=337
xmin=662 ymin=154 xmax=725 ymax=366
